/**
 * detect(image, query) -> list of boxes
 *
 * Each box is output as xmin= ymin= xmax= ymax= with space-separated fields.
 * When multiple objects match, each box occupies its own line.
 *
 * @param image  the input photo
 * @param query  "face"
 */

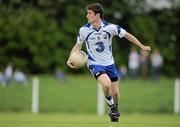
xmin=86 ymin=10 xmax=99 ymax=23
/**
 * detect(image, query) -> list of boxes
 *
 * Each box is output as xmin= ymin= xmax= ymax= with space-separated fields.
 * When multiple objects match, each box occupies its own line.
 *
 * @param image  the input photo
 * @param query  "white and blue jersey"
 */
xmin=77 ymin=20 xmax=126 ymax=66
xmin=76 ymin=20 xmax=126 ymax=81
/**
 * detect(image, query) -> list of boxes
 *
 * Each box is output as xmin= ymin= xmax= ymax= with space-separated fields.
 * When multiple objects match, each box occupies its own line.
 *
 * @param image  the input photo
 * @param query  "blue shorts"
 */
xmin=88 ymin=64 xmax=119 ymax=82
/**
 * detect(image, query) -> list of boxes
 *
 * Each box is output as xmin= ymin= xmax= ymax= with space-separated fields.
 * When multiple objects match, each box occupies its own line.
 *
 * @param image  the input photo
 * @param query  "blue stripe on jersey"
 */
xmin=85 ymin=31 xmax=94 ymax=41
xmin=102 ymin=19 xmax=109 ymax=26
xmin=109 ymin=45 xmax=112 ymax=52
xmin=85 ymin=31 xmax=95 ymax=61
xmin=102 ymin=30 xmax=111 ymax=39
xmin=86 ymin=41 xmax=96 ymax=61
xmin=115 ymin=25 xmax=121 ymax=34
xmin=93 ymin=26 xmax=101 ymax=32
xmin=84 ymin=23 xmax=91 ymax=28
xmin=88 ymin=54 xmax=95 ymax=61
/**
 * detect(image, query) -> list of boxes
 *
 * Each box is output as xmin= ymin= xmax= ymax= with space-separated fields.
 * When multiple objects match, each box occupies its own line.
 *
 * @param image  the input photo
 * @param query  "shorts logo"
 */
xmin=95 ymin=72 xmax=100 ymax=76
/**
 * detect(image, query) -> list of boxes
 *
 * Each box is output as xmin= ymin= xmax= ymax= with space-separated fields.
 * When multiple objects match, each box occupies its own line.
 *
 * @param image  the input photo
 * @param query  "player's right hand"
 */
xmin=67 ymin=59 xmax=80 ymax=69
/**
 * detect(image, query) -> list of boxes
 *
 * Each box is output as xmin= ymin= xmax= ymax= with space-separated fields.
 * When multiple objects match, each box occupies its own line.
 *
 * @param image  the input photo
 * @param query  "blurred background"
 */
xmin=0 ymin=0 xmax=180 ymax=114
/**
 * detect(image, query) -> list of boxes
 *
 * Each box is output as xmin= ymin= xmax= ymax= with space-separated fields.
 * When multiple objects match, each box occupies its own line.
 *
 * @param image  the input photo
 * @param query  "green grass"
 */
xmin=0 ymin=113 xmax=180 ymax=127
xmin=0 ymin=74 xmax=175 ymax=113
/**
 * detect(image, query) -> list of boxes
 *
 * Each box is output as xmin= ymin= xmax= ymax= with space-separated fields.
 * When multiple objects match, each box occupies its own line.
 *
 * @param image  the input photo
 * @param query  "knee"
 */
xmin=99 ymin=79 xmax=111 ymax=90
xmin=97 ymin=74 xmax=111 ymax=90
xmin=111 ymin=89 xmax=119 ymax=96
xmin=102 ymin=80 xmax=111 ymax=89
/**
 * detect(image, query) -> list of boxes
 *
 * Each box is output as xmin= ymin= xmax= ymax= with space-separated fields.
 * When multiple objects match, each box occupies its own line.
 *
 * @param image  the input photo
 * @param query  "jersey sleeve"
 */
xmin=77 ymin=27 xmax=85 ymax=44
xmin=110 ymin=24 xmax=126 ymax=38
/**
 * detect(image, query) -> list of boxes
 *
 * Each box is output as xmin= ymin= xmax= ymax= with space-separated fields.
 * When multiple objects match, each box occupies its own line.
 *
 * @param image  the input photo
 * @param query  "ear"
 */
xmin=96 ymin=13 xmax=100 ymax=17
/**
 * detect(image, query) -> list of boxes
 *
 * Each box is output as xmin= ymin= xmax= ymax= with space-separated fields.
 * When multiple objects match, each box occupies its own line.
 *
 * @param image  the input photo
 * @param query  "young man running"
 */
xmin=67 ymin=3 xmax=151 ymax=122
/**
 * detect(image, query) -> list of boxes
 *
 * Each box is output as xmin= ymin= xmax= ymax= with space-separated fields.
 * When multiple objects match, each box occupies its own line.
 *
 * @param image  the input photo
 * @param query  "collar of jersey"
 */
xmin=89 ymin=19 xmax=106 ymax=32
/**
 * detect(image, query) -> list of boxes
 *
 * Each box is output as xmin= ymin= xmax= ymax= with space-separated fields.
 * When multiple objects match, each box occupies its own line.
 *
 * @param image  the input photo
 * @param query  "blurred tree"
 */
xmin=148 ymin=8 xmax=179 ymax=76
xmin=0 ymin=6 xmax=62 ymax=73
xmin=0 ymin=0 xmax=179 ymax=75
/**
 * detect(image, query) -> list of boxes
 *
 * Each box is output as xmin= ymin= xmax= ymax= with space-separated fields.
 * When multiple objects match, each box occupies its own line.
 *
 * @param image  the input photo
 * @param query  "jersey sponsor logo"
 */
xmin=94 ymin=33 xmax=102 ymax=35
xmin=103 ymin=34 xmax=107 ymax=39
xmin=89 ymin=37 xmax=96 ymax=40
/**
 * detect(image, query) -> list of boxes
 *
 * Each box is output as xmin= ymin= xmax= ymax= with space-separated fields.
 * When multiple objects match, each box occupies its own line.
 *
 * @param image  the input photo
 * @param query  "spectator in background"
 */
xmin=150 ymin=49 xmax=163 ymax=80
xmin=4 ymin=63 xmax=13 ymax=85
xmin=139 ymin=50 xmax=149 ymax=80
xmin=14 ymin=68 xmax=27 ymax=85
xmin=55 ymin=67 xmax=66 ymax=82
xmin=0 ymin=70 xmax=9 ymax=87
xmin=128 ymin=47 xmax=140 ymax=79
xmin=118 ymin=65 xmax=127 ymax=80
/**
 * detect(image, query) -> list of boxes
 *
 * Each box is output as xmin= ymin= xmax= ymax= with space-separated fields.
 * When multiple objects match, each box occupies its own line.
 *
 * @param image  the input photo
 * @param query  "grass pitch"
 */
xmin=0 ymin=75 xmax=174 ymax=113
xmin=0 ymin=113 xmax=180 ymax=127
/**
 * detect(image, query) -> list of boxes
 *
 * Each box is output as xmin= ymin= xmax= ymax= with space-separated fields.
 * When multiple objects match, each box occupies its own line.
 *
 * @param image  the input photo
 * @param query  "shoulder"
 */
xmin=78 ymin=23 xmax=91 ymax=32
xmin=83 ymin=23 xmax=91 ymax=28
xmin=102 ymin=21 xmax=118 ymax=30
xmin=102 ymin=19 xmax=109 ymax=26
xmin=102 ymin=19 xmax=121 ymax=28
xmin=106 ymin=23 xmax=125 ymax=34
xmin=107 ymin=23 xmax=121 ymax=29
xmin=103 ymin=23 xmax=119 ymax=33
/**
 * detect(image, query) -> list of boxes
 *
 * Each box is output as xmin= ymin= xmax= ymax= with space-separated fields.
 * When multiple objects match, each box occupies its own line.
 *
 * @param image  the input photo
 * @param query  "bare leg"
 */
xmin=97 ymin=73 xmax=111 ymax=96
xmin=111 ymin=81 xmax=120 ymax=105
xmin=98 ymin=74 xmax=120 ymax=122
xmin=108 ymin=80 xmax=120 ymax=122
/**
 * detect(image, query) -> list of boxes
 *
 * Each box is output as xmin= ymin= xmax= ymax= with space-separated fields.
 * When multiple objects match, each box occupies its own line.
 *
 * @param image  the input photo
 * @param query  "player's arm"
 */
xmin=67 ymin=43 xmax=82 ymax=69
xmin=124 ymin=32 xmax=151 ymax=51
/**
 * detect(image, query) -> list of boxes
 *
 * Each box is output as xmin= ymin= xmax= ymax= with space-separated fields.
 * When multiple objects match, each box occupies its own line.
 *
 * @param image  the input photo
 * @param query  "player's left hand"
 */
xmin=141 ymin=46 xmax=151 ymax=51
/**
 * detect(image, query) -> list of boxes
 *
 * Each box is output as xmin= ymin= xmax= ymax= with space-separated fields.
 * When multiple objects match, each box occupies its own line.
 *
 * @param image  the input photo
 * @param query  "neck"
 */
xmin=92 ymin=19 xmax=102 ymax=30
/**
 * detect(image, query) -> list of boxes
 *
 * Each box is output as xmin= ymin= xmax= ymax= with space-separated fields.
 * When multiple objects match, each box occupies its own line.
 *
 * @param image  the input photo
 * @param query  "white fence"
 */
xmin=174 ymin=79 xmax=180 ymax=114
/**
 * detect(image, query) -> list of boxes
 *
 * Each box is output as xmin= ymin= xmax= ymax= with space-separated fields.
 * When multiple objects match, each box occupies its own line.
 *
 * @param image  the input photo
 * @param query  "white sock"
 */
xmin=105 ymin=96 xmax=114 ymax=106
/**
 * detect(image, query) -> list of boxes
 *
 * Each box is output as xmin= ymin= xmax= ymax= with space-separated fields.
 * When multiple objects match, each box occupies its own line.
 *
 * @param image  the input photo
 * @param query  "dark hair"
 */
xmin=86 ymin=3 xmax=104 ymax=18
